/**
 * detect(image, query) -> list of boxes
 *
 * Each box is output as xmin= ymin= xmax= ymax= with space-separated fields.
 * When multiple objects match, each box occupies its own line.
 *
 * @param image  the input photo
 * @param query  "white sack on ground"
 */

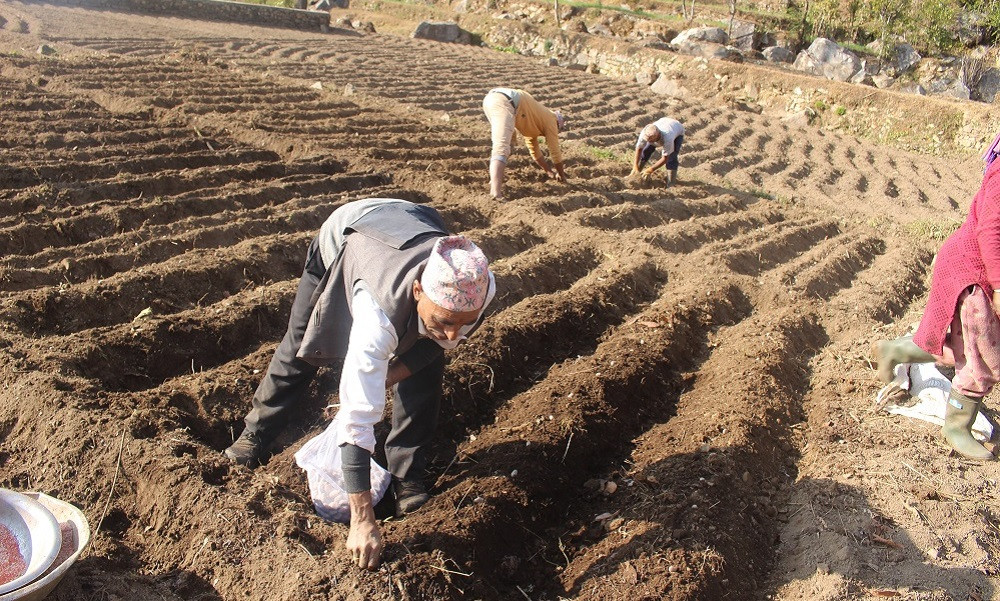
xmin=876 ymin=362 xmax=994 ymax=443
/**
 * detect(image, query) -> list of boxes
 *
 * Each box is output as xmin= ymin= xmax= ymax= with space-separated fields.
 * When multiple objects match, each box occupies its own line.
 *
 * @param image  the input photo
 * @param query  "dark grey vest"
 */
xmin=297 ymin=202 xmax=448 ymax=366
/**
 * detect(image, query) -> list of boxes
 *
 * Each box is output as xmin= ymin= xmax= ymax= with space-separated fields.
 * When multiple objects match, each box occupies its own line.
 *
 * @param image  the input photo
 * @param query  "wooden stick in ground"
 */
xmin=95 ymin=427 xmax=127 ymax=536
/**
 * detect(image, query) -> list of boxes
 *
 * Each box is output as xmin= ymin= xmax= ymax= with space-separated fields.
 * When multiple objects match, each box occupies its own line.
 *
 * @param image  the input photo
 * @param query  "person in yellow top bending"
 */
xmin=482 ymin=87 xmax=567 ymax=201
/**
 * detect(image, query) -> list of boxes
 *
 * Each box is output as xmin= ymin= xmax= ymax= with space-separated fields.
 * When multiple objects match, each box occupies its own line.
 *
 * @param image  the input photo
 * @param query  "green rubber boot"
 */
xmin=873 ymin=336 xmax=935 ymax=383
xmin=942 ymin=392 xmax=995 ymax=460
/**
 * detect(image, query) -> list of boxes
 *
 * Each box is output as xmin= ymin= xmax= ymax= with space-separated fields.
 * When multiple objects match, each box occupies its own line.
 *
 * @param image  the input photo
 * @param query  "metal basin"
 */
xmin=0 ymin=491 xmax=61 ymax=596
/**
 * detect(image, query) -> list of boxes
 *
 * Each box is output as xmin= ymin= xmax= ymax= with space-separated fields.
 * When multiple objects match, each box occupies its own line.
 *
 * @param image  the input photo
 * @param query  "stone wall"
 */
xmin=34 ymin=0 xmax=330 ymax=31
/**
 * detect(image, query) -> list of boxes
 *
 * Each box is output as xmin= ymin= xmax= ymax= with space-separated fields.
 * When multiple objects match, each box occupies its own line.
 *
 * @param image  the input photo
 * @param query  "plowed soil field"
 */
xmin=0 ymin=2 xmax=998 ymax=600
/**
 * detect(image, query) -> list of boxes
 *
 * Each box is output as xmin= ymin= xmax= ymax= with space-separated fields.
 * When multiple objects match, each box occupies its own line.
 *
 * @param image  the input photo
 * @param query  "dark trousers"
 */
xmin=386 ymin=351 xmax=444 ymax=480
xmin=639 ymin=134 xmax=683 ymax=171
xmin=243 ymin=238 xmax=443 ymax=481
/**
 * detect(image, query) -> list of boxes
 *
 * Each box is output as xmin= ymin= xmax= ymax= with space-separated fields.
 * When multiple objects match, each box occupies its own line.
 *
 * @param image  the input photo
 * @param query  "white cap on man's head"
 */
xmin=420 ymin=236 xmax=490 ymax=312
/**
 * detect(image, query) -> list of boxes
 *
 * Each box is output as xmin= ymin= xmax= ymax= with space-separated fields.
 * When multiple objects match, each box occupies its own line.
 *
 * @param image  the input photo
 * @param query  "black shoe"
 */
xmin=223 ymin=429 xmax=269 ymax=466
xmin=392 ymin=477 xmax=430 ymax=516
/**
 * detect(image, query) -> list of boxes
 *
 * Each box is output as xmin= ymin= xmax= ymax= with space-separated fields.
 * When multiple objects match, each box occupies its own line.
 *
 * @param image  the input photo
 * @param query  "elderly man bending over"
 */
xmin=482 ymin=87 xmax=567 ymax=201
xmin=224 ymin=198 xmax=495 ymax=569
xmin=630 ymin=117 xmax=684 ymax=185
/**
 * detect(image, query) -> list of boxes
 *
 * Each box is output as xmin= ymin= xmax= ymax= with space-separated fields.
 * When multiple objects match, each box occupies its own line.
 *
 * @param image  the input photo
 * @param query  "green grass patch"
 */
xmin=586 ymin=146 xmax=622 ymax=161
xmin=904 ymin=219 xmax=961 ymax=241
xmin=722 ymin=178 xmax=779 ymax=202
xmin=748 ymin=187 xmax=776 ymax=200
xmin=840 ymin=41 xmax=877 ymax=57
xmin=866 ymin=215 xmax=892 ymax=231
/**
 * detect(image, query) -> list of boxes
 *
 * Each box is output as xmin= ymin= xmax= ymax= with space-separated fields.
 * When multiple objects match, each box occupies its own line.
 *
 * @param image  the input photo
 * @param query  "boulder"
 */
xmin=897 ymin=82 xmax=927 ymax=95
xmin=671 ymin=26 xmax=729 ymax=46
xmin=792 ymin=37 xmax=861 ymax=82
xmin=793 ymin=51 xmax=820 ymax=73
xmin=975 ymin=67 xmax=1000 ymax=103
xmin=586 ymin=22 xmax=613 ymax=36
xmin=870 ymin=40 xmax=920 ymax=76
xmin=411 ymin=21 xmax=472 ymax=44
xmin=762 ymin=45 xmax=794 ymax=64
xmin=728 ymin=20 xmax=758 ymax=52
xmin=931 ymin=78 xmax=971 ymax=100
xmin=639 ymin=38 xmax=671 ymax=51
xmin=781 ymin=110 xmax=813 ymax=129
xmin=712 ymin=45 xmax=744 ymax=62
xmin=649 ymin=73 xmax=689 ymax=98
xmin=673 ymin=38 xmax=742 ymax=61
xmin=872 ymin=73 xmax=895 ymax=89
xmin=631 ymin=20 xmax=675 ymax=41
xmin=850 ymin=58 xmax=880 ymax=85
xmin=635 ymin=71 xmax=656 ymax=86
xmin=894 ymin=43 xmax=921 ymax=74
xmin=850 ymin=72 xmax=874 ymax=86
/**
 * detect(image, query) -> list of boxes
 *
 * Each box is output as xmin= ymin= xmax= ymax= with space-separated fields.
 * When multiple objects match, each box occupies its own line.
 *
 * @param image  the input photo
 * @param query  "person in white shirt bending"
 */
xmin=630 ymin=117 xmax=685 ymax=185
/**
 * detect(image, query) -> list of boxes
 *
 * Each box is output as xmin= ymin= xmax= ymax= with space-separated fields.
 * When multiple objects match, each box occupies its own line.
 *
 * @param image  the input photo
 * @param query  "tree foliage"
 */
xmin=966 ymin=0 xmax=1000 ymax=43
xmin=788 ymin=0 xmax=999 ymax=54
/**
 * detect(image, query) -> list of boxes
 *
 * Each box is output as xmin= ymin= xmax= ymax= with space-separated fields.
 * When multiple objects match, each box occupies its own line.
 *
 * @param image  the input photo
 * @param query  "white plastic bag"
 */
xmin=294 ymin=418 xmax=392 ymax=523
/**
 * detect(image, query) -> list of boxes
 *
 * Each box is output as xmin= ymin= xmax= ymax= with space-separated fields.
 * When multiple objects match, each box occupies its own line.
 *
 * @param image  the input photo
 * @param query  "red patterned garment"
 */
xmin=946 ymin=286 xmax=1000 ymax=397
xmin=914 ymin=159 xmax=1000 ymax=354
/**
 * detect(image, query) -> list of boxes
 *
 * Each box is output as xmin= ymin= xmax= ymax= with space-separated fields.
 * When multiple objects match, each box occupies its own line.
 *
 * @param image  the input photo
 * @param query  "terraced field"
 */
xmin=0 ymin=1 xmax=997 ymax=600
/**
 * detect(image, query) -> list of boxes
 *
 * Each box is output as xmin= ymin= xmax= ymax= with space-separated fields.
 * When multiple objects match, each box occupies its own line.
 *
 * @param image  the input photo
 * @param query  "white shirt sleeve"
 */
xmin=334 ymin=286 xmax=398 ymax=453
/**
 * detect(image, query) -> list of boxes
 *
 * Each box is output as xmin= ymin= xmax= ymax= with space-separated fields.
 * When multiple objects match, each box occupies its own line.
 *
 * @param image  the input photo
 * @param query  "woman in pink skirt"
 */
xmin=875 ymin=138 xmax=1000 ymax=460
